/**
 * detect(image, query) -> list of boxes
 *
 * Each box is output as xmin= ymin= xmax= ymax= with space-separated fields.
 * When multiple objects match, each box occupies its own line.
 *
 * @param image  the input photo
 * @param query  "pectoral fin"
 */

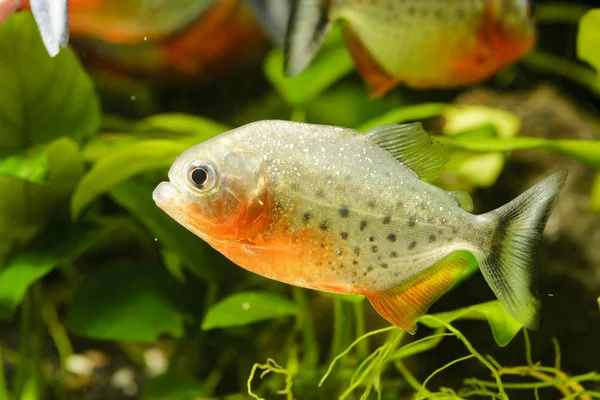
xmin=367 ymin=251 xmax=470 ymax=333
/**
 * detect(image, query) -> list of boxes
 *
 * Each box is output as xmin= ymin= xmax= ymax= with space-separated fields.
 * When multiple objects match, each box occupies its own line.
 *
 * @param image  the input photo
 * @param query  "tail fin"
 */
xmin=284 ymin=0 xmax=332 ymax=76
xmin=476 ymin=171 xmax=568 ymax=330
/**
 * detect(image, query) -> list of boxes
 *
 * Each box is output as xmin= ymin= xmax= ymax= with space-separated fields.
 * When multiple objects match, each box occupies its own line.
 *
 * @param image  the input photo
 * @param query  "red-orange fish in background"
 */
xmin=20 ymin=0 xmax=269 ymax=83
xmin=285 ymin=0 xmax=536 ymax=97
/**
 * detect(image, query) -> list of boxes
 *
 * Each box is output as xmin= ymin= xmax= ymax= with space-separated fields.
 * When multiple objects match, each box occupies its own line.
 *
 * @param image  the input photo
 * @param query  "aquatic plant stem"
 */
xmin=319 ymin=326 xmax=395 ymax=387
xmin=353 ymin=301 xmax=367 ymax=359
xmin=523 ymin=329 xmax=534 ymax=366
xmin=423 ymin=316 xmax=507 ymax=399
xmin=41 ymin=298 xmax=73 ymax=369
xmin=329 ymin=297 xmax=345 ymax=362
xmin=0 ymin=345 xmax=7 ymax=400
xmin=465 ymin=372 xmax=600 ymax=390
xmin=292 ymin=288 xmax=318 ymax=369
xmin=417 ymin=354 xmax=475 ymax=399
xmin=395 ymin=361 xmax=431 ymax=396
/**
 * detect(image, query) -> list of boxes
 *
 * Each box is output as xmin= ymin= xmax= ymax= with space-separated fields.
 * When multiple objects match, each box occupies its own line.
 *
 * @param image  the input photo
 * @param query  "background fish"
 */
xmin=3 ymin=0 xmax=68 ymax=57
xmin=18 ymin=0 xmax=269 ymax=83
xmin=285 ymin=0 xmax=536 ymax=97
xmin=153 ymin=120 xmax=566 ymax=332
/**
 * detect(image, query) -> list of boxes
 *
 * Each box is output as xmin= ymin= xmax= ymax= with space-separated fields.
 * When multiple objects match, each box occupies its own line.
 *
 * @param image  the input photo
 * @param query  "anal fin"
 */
xmin=367 ymin=251 xmax=470 ymax=334
xmin=343 ymin=28 xmax=396 ymax=98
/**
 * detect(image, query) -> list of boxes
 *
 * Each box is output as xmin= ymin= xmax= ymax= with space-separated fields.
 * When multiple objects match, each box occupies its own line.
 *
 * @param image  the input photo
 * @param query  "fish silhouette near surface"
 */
xmin=284 ymin=0 xmax=535 ymax=97
xmin=153 ymin=120 xmax=566 ymax=332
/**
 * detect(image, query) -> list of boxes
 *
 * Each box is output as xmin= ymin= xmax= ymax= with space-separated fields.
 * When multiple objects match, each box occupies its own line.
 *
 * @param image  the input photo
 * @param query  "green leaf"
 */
xmin=0 ymin=137 xmax=85 ymax=263
xmin=135 ymin=113 xmax=230 ymax=138
xmin=109 ymin=181 xmax=221 ymax=283
xmin=420 ymin=301 xmax=522 ymax=347
xmin=66 ymin=261 xmax=184 ymax=342
xmin=0 ymin=149 xmax=47 ymax=183
xmin=436 ymin=135 xmax=600 ymax=169
xmin=0 ymin=223 xmax=101 ymax=319
xmin=71 ymin=139 xmax=190 ymax=219
xmin=577 ymin=9 xmax=600 ymax=84
xmin=72 ymin=116 xmax=228 ymax=219
xmin=319 ymin=292 xmax=366 ymax=304
xmin=0 ymin=12 xmax=100 ymax=157
xmin=264 ymin=27 xmax=354 ymax=107
xmin=142 ymin=372 xmax=207 ymax=400
xmin=356 ymin=103 xmax=448 ymax=132
xmin=201 ymin=291 xmax=299 ymax=330
xmin=443 ymin=106 xmax=521 ymax=139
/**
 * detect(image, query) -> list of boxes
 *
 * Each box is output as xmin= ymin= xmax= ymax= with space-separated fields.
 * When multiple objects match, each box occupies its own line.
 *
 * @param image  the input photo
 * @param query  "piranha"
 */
xmin=153 ymin=120 xmax=566 ymax=332
xmin=284 ymin=0 xmax=536 ymax=97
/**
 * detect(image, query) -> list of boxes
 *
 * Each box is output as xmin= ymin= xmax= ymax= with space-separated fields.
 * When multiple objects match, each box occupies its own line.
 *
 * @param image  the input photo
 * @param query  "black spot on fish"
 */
xmin=362 ymin=272 xmax=368 ymax=277
xmin=408 ymin=217 xmax=416 ymax=227
xmin=320 ymin=243 xmax=326 ymax=248
xmin=352 ymin=260 xmax=359 ymax=265
xmin=367 ymin=266 xmax=374 ymax=272
xmin=387 ymin=233 xmax=397 ymax=242
xmin=441 ymin=218 xmax=448 ymax=224
xmin=397 ymin=201 xmax=404 ymax=208
xmin=371 ymin=245 xmax=378 ymax=253
xmin=429 ymin=235 xmax=436 ymax=242
xmin=339 ymin=206 xmax=350 ymax=218
xmin=409 ymin=241 xmax=417 ymax=250
xmin=360 ymin=220 xmax=368 ymax=231
xmin=290 ymin=182 xmax=299 ymax=190
xmin=420 ymin=202 xmax=428 ymax=210
xmin=320 ymin=221 xmax=329 ymax=231
xmin=336 ymin=247 xmax=343 ymax=256
xmin=438 ymin=230 xmax=443 ymax=234
xmin=338 ymin=263 xmax=345 ymax=269
xmin=316 ymin=189 xmax=325 ymax=198
xmin=427 ymin=217 xmax=435 ymax=224
xmin=390 ymin=251 xmax=398 ymax=258
xmin=340 ymin=232 xmax=348 ymax=240
xmin=302 ymin=212 xmax=312 ymax=223
xmin=354 ymin=247 xmax=361 ymax=256
xmin=393 ymin=272 xmax=399 ymax=277
xmin=382 ymin=216 xmax=391 ymax=224
xmin=369 ymin=236 xmax=375 ymax=242
xmin=368 ymin=200 xmax=376 ymax=208
xmin=381 ymin=263 xmax=389 ymax=269
xmin=447 ymin=238 xmax=454 ymax=243
xmin=452 ymin=227 xmax=459 ymax=234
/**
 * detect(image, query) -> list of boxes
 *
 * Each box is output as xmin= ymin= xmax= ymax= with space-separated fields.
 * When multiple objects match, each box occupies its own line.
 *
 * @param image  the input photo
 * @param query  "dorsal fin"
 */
xmin=284 ymin=0 xmax=332 ymax=76
xmin=365 ymin=123 xmax=449 ymax=181
xmin=451 ymin=190 xmax=474 ymax=212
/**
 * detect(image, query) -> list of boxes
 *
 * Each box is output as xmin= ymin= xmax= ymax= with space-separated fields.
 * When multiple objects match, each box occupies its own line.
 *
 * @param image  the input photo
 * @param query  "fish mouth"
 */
xmin=153 ymin=181 xmax=182 ymax=210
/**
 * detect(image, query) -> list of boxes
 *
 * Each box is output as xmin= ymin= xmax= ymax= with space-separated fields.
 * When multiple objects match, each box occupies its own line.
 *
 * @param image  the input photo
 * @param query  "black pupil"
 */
xmin=190 ymin=168 xmax=208 ymax=187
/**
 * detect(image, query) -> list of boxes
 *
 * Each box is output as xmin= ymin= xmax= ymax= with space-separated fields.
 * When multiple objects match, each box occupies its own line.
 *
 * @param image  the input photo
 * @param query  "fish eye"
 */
xmin=186 ymin=161 xmax=217 ymax=191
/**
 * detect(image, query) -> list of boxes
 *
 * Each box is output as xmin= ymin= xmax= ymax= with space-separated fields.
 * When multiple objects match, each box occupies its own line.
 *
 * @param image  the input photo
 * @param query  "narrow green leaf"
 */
xmin=420 ymin=301 xmax=522 ymax=347
xmin=66 ymin=261 xmax=184 ymax=342
xmin=201 ymin=291 xmax=298 ymax=330
xmin=577 ymin=9 xmax=600 ymax=83
xmin=0 ymin=12 xmax=100 ymax=157
xmin=109 ymin=181 xmax=220 ymax=283
xmin=0 ymin=137 xmax=85 ymax=263
xmin=437 ymin=136 xmax=600 ymax=168
xmin=356 ymin=103 xmax=448 ymax=132
xmin=135 ymin=113 xmax=230 ymax=137
xmin=264 ymin=27 xmax=354 ymax=107
xmin=0 ymin=223 xmax=101 ymax=319
xmin=142 ymin=372 xmax=207 ymax=400
xmin=71 ymin=139 xmax=190 ymax=219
